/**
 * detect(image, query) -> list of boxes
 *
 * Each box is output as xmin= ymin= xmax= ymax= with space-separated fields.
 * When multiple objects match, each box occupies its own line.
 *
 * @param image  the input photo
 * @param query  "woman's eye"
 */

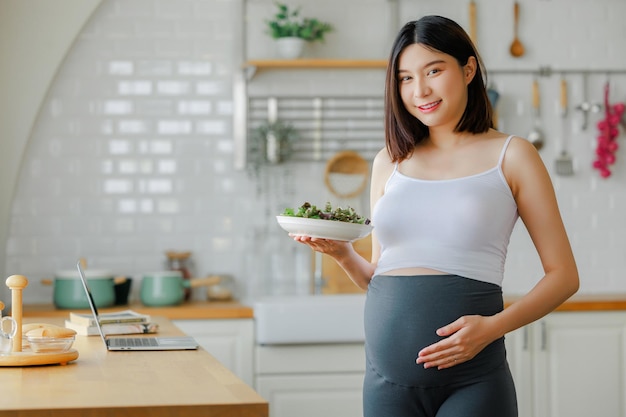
xmin=427 ymin=68 xmax=440 ymax=76
xmin=398 ymin=75 xmax=412 ymax=82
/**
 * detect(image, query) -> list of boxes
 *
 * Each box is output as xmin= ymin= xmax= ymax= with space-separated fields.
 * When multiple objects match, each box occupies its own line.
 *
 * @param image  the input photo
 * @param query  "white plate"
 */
xmin=276 ymin=216 xmax=373 ymax=242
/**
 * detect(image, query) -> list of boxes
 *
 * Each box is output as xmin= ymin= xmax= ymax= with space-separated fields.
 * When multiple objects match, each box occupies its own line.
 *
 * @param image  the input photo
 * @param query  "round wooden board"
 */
xmin=0 ymin=349 xmax=78 ymax=367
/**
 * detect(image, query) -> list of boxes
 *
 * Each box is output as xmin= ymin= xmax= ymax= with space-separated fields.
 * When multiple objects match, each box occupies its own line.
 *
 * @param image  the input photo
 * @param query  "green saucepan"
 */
xmin=140 ymin=271 xmax=220 ymax=306
xmin=48 ymin=269 xmax=116 ymax=309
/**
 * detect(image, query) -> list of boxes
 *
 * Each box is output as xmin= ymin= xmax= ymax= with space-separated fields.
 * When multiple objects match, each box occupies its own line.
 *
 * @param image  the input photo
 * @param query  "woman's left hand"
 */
xmin=415 ymin=315 xmax=499 ymax=370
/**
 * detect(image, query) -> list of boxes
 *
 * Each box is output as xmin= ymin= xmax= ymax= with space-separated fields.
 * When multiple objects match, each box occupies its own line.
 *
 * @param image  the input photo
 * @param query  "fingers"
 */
xmin=291 ymin=235 xmax=327 ymax=250
xmin=416 ymin=319 xmax=465 ymax=369
xmin=436 ymin=317 xmax=463 ymax=337
xmin=416 ymin=349 xmax=466 ymax=370
xmin=290 ymin=235 xmax=346 ymax=255
xmin=415 ymin=315 xmax=493 ymax=370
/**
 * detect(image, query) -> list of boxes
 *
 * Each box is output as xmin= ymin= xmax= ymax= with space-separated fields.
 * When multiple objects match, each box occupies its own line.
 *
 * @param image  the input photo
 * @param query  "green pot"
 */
xmin=53 ymin=269 xmax=115 ymax=309
xmin=140 ymin=271 xmax=186 ymax=307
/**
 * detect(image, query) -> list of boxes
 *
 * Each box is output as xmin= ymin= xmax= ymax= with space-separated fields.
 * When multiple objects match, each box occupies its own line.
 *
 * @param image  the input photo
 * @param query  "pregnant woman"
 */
xmin=292 ymin=15 xmax=579 ymax=417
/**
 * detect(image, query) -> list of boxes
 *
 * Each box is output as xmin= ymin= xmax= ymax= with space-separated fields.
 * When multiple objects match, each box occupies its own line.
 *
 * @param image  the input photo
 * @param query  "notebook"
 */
xmin=76 ymin=261 xmax=199 ymax=351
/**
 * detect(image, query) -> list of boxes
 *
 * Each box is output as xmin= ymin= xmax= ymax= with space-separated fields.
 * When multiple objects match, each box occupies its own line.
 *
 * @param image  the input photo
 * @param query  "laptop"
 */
xmin=76 ymin=261 xmax=199 ymax=351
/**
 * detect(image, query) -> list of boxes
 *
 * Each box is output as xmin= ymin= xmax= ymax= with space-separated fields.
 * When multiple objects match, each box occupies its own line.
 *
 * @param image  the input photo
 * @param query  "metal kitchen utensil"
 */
xmin=324 ymin=150 xmax=369 ymax=199
xmin=528 ymin=79 xmax=544 ymax=150
xmin=509 ymin=1 xmax=525 ymax=57
xmin=575 ymin=72 xmax=603 ymax=131
xmin=555 ymin=77 xmax=574 ymax=175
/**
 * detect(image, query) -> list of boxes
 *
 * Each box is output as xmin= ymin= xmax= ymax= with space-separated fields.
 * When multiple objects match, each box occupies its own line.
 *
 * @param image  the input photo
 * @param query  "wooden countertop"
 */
xmin=22 ymin=300 xmax=254 ymax=320
xmin=21 ymin=293 xmax=626 ymax=321
xmin=504 ymin=293 xmax=626 ymax=312
xmin=0 ymin=316 xmax=268 ymax=417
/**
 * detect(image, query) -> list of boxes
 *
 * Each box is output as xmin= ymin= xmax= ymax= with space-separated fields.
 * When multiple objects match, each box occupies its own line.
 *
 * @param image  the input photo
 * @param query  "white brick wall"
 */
xmin=4 ymin=0 xmax=626 ymax=305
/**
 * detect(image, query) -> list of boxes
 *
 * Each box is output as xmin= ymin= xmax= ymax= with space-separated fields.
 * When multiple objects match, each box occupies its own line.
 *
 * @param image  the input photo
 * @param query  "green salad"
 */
xmin=281 ymin=202 xmax=371 ymax=225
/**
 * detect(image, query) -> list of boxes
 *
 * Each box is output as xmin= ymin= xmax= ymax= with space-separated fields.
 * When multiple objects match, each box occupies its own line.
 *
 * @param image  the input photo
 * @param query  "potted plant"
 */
xmin=266 ymin=2 xmax=334 ymax=59
xmin=248 ymin=120 xmax=298 ymax=168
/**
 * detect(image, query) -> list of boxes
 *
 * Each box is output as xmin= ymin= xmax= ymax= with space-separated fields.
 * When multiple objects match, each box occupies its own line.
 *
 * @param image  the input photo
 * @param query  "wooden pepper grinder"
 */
xmin=6 ymin=275 xmax=28 ymax=352
xmin=165 ymin=251 xmax=193 ymax=301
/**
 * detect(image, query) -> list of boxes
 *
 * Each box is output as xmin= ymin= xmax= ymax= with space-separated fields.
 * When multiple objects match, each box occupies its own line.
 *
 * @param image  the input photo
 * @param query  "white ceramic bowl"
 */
xmin=276 ymin=216 xmax=373 ymax=242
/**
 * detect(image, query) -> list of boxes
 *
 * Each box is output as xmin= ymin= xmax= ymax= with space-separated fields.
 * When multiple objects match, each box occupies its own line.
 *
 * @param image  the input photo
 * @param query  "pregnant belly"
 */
xmin=364 ymin=274 xmax=506 ymax=388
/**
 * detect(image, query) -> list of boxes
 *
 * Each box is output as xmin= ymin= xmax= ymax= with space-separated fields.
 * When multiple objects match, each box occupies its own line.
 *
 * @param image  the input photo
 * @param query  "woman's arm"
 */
xmin=291 ymin=238 xmax=374 ymax=290
xmin=291 ymin=148 xmax=393 ymax=290
xmin=491 ymin=136 xmax=579 ymax=332
xmin=417 ymin=136 xmax=579 ymax=369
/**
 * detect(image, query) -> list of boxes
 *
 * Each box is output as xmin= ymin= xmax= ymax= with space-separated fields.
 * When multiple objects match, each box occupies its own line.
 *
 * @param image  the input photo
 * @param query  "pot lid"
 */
xmin=54 ymin=269 xmax=114 ymax=279
xmin=142 ymin=270 xmax=183 ymax=278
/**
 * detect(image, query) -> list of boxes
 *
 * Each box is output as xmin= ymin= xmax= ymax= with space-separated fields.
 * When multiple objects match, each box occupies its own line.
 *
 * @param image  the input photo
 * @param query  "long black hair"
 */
xmin=384 ymin=15 xmax=493 ymax=162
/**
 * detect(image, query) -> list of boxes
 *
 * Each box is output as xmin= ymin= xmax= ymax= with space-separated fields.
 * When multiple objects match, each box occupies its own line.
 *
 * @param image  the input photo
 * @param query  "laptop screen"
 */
xmin=76 ymin=260 xmax=109 ymax=345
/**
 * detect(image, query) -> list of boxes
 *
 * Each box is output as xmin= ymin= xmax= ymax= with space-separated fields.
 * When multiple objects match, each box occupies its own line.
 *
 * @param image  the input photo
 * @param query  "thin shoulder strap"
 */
xmin=497 ymin=135 xmax=515 ymax=166
xmin=383 ymin=162 xmax=400 ymax=193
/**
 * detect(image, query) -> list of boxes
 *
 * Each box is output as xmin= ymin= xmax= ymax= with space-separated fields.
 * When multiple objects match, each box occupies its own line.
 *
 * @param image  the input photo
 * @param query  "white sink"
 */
xmin=254 ymin=294 xmax=366 ymax=344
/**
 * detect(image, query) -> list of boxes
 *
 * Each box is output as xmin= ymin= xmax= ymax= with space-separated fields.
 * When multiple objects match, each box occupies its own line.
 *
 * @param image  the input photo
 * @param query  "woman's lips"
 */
xmin=418 ymin=100 xmax=442 ymax=113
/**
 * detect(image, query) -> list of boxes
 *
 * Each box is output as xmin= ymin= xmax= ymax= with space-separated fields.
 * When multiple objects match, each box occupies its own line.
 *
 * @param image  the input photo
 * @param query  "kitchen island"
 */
xmin=0 ymin=316 xmax=267 ymax=417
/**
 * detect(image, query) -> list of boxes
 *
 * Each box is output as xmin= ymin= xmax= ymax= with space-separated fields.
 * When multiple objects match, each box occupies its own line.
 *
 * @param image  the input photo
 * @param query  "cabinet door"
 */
xmin=533 ymin=312 xmax=626 ymax=417
xmin=505 ymin=326 xmax=534 ymax=417
xmin=256 ymin=374 xmax=364 ymax=417
xmin=173 ymin=319 xmax=254 ymax=386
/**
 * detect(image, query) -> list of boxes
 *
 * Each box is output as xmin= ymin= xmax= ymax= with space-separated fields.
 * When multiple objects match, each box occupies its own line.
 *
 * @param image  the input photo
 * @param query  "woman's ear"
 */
xmin=464 ymin=56 xmax=477 ymax=84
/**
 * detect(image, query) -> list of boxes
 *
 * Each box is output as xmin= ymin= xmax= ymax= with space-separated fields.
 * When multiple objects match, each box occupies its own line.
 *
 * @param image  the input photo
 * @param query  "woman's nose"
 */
xmin=413 ymin=79 xmax=430 ymax=98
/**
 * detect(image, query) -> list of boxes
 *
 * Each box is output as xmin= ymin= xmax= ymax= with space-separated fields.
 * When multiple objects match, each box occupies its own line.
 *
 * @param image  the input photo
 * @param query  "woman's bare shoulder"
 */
xmin=502 ymin=134 xmax=543 ymax=162
xmin=370 ymin=148 xmax=396 ymax=196
xmin=500 ymin=134 xmax=551 ymax=194
xmin=372 ymin=147 xmax=395 ymax=171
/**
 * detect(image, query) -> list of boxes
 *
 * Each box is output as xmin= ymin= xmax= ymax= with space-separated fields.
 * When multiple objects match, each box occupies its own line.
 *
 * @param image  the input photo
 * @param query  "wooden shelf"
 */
xmin=242 ymin=59 xmax=388 ymax=82
xmin=244 ymin=59 xmax=387 ymax=70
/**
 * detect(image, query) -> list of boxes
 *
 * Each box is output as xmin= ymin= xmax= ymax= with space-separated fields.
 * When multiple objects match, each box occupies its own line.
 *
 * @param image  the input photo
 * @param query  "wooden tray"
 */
xmin=0 ymin=349 xmax=78 ymax=367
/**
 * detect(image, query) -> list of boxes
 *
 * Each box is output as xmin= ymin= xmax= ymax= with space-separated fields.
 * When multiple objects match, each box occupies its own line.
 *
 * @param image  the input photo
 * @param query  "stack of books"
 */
xmin=64 ymin=309 xmax=159 ymax=336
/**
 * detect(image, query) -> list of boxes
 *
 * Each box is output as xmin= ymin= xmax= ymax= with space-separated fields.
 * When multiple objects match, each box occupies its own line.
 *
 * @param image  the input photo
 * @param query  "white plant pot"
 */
xmin=275 ymin=37 xmax=305 ymax=59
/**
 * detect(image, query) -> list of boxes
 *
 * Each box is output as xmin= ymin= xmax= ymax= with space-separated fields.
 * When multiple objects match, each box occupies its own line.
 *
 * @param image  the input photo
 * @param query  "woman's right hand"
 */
xmin=292 ymin=234 xmax=376 ymax=290
xmin=290 ymin=234 xmax=352 ymax=259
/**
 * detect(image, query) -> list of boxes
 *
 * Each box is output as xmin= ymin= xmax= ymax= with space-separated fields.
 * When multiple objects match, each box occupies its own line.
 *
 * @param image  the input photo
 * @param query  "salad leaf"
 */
xmin=281 ymin=202 xmax=371 ymax=225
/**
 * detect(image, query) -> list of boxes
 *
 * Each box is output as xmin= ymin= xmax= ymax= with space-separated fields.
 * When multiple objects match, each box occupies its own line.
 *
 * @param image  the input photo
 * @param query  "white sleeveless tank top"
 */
xmin=372 ymin=135 xmax=519 ymax=286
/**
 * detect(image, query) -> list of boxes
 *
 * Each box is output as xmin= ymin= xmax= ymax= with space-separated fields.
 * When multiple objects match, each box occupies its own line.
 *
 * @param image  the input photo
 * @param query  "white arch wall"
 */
xmin=0 ymin=0 xmax=102 ymax=304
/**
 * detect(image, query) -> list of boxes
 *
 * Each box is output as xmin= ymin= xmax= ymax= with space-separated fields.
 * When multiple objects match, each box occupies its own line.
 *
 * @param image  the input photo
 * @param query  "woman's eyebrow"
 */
xmin=397 ymin=59 xmax=447 ymax=73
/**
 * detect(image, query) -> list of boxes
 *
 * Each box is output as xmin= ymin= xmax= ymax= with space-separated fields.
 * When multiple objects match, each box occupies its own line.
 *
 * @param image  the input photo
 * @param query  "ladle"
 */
xmin=509 ymin=2 xmax=525 ymax=57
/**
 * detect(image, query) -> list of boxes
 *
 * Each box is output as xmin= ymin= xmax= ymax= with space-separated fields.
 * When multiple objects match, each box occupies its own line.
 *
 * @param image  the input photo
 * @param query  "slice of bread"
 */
xmin=23 ymin=323 xmax=77 ymax=338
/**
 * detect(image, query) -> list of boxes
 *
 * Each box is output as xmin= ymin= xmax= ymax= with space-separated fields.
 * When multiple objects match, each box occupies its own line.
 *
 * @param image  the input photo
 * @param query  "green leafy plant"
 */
xmin=266 ymin=2 xmax=333 ymax=42
xmin=248 ymin=120 xmax=298 ymax=169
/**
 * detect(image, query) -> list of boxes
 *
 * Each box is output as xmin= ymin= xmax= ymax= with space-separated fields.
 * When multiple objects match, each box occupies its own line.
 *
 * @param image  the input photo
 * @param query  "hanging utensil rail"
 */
xmin=248 ymin=95 xmax=385 ymax=162
xmin=489 ymin=67 xmax=626 ymax=77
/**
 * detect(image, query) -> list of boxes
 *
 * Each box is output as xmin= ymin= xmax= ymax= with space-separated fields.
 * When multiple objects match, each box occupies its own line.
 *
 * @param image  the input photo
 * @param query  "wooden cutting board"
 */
xmin=320 ymin=235 xmax=370 ymax=294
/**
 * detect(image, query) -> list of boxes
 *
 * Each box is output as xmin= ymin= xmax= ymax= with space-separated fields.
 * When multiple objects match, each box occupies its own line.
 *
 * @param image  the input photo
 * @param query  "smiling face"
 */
xmin=383 ymin=17 xmax=492 ymax=161
xmin=397 ymin=43 xmax=476 ymax=135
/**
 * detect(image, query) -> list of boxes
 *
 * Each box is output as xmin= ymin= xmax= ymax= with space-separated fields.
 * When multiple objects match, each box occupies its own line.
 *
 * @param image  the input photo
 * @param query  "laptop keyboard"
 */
xmin=112 ymin=338 xmax=159 ymax=347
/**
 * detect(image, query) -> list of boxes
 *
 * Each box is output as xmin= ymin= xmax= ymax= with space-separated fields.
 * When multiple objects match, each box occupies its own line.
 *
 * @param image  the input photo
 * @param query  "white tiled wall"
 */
xmin=3 ymin=0 xmax=626 ymax=306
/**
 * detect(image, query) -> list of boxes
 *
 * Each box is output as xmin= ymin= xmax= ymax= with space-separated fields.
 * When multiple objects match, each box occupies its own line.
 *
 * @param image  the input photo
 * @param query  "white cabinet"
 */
xmin=173 ymin=319 xmax=254 ymax=386
xmin=505 ymin=324 xmax=534 ymax=417
xmin=255 ymin=343 xmax=365 ymax=417
xmin=505 ymin=311 xmax=626 ymax=417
